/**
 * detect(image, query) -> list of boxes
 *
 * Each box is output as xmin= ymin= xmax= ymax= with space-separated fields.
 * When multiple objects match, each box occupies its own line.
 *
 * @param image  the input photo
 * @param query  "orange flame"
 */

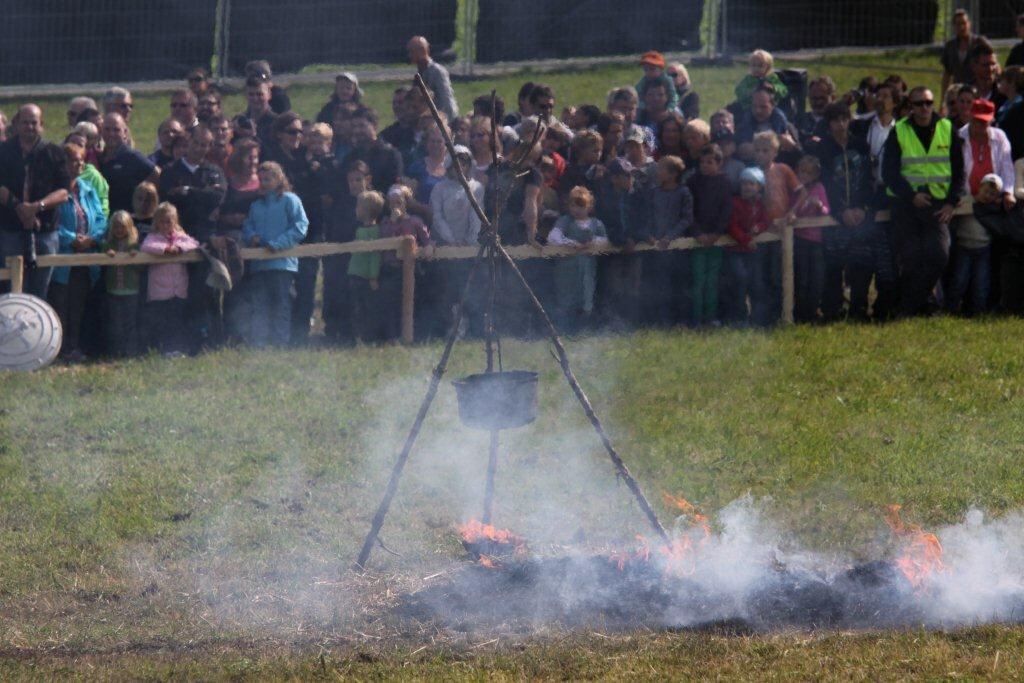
xmin=458 ymin=520 xmax=526 ymax=568
xmin=611 ymin=495 xmax=711 ymax=576
xmin=883 ymin=504 xmax=945 ymax=588
xmin=458 ymin=520 xmax=525 ymax=549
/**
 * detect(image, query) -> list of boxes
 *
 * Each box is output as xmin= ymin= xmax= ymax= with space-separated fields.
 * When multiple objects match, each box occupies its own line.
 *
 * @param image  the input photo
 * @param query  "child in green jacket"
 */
xmin=348 ymin=190 xmax=386 ymax=342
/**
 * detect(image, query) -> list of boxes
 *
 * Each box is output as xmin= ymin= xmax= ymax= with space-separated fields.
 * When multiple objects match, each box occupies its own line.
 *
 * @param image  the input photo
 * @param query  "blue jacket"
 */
xmin=242 ymin=191 xmax=309 ymax=273
xmin=52 ymin=177 xmax=108 ymax=285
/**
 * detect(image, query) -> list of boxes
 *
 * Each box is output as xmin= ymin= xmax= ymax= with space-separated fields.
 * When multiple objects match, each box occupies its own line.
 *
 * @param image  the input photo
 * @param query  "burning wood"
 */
xmin=884 ymin=505 xmax=945 ymax=589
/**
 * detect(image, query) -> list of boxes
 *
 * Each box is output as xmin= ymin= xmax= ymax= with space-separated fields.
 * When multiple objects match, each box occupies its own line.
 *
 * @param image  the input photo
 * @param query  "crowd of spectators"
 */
xmin=5 ymin=14 xmax=1024 ymax=359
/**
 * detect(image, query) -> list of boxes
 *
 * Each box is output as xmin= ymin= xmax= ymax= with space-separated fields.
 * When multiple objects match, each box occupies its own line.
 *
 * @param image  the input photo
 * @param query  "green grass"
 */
xmin=0 ymin=47 xmax=954 ymax=153
xmin=2 ymin=317 xmax=1024 ymax=678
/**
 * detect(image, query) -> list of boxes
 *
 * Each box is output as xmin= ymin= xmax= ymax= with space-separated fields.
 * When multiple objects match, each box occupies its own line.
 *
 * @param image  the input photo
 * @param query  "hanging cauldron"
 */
xmin=452 ymin=370 xmax=538 ymax=431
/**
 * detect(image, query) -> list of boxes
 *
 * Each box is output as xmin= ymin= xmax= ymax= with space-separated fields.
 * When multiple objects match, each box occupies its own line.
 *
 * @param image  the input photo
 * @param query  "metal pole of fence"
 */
xmin=6 ymin=256 xmax=24 ymax=294
xmin=217 ymin=0 xmax=232 ymax=79
xmin=720 ymin=0 xmax=728 ymax=58
xmin=400 ymin=235 xmax=417 ymax=345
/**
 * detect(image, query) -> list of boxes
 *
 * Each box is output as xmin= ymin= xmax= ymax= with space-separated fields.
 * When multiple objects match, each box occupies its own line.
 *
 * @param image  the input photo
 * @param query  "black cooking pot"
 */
xmin=452 ymin=370 xmax=538 ymax=430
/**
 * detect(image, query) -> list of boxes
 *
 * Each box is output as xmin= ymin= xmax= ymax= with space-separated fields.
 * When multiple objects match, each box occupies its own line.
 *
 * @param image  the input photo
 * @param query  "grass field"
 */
xmin=0 ymin=47 xmax=951 ymax=153
xmin=2 ymin=316 xmax=1024 ymax=679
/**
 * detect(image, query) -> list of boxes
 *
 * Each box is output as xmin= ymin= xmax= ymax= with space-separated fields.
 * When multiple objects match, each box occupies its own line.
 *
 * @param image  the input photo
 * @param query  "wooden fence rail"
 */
xmin=0 ymin=203 xmax=974 ymax=344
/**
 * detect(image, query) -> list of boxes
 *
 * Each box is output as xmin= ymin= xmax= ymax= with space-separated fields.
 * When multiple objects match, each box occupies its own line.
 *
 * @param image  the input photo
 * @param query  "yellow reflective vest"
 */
xmin=888 ymin=117 xmax=953 ymax=200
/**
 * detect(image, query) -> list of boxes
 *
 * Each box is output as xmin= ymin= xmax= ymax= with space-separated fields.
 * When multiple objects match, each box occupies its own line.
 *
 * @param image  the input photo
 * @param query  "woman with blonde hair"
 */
xmin=241 ymin=161 xmax=308 ymax=347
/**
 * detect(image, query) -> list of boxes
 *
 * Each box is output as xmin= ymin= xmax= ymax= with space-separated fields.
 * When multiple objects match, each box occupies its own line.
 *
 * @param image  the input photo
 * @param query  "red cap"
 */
xmin=640 ymin=51 xmax=666 ymax=69
xmin=970 ymin=99 xmax=996 ymax=122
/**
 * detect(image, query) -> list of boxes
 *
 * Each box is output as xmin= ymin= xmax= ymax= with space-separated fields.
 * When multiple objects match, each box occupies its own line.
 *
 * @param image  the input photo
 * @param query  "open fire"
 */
xmin=398 ymin=500 xmax=1024 ymax=633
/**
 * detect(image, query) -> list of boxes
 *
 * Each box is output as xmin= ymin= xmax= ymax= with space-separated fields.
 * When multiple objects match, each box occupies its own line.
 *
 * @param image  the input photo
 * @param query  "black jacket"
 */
xmin=0 ymin=137 xmax=70 ymax=232
xmin=159 ymin=159 xmax=226 ymax=241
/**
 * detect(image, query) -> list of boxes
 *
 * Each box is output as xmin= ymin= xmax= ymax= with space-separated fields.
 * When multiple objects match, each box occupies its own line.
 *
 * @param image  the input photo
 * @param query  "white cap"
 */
xmin=980 ymin=173 xmax=1003 ymax=192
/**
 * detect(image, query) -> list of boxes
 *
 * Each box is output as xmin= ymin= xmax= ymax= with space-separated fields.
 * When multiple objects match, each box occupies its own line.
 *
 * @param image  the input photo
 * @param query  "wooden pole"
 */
xmin=354 ymin=243 xmax=488 ymax=570
xmin=781 ymin=222 xmax=795 ymax=324
xmin=400 ymin=236 xmax=417 ymax=345
xmin=7 ymin=256 xmax=24 ymax=294
xmin=482 ymin=429 xmax=499 ymax=524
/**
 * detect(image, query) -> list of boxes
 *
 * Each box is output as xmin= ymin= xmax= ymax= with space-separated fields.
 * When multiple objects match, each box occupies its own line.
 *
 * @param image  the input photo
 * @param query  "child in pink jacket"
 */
xmin=141 ymin=202 xmax=199 ymax=355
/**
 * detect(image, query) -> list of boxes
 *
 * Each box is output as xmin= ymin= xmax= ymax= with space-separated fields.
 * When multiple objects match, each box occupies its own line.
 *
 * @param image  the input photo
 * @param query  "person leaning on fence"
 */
xmin=242 ymin=161 xmax=309 ymax=348
xmin=547 ymin=185 xmax=608 ymax=332
xmin=346 ymin=189 xmax=387 ymax=343
xmin=430 ymin=144 xmax=485 ymax=335
xmin=322 ymin=159 xmax=373 ymax=344
xmin=755 ymin=130 xmax=805 ymax=325
xmin=379 ymin=184 xmax=431 ymax=340
xmin=882 ymin=86 xmax=964 ymax=318
xmin=0 ymin=104 xmax=71 ymax=298
xmin=812 ymin=102 xmax=884 ymax=321
xmin=686 ymin=143 xmax=733 ymax=327
xmin=101 ymin=211 xmax=142 ymax=357
xmin=159 ymin=124 xmax=228 ymax=349
xmin=48 ymin=141 xmax=107 ymax=361
xmin=949 ymin=100 xmax=1015 ymax=316
xmin=593 ymin=158 xmax=649 ymax=329
xmin=789 ymin=155 xmax=830 ymax=323
xmin=140 ymin=202 xmax=198 ymax=356
xmin=726 ymin=167 xmax=770 ymax=326
xmin=262 ymin=112 xmax=322 ymax=344
xmin=642 ymin=154 xmax=693 ymax=327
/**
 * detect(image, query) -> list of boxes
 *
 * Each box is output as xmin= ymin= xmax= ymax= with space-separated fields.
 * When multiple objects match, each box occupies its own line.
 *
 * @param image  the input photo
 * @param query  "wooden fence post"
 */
xmin=6 ymin=256 xmax=24 ymax=294
xmin=400 ymin=236 xmax=417 ymax=345
xmin=781 ymin=223 xmax=794 ymax=324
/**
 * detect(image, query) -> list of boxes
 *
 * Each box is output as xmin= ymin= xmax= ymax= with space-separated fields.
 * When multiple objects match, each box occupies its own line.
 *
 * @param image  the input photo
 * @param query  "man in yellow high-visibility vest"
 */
xmin=882 ymin=86 xmax=964 ymax=316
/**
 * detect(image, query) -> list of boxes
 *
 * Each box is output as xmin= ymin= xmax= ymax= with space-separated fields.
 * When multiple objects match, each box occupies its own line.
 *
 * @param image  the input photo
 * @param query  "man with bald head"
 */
xmin=99 ymin=112 xmax=159 ymax=213
xmin=0 ymin=104 xmax=71 ymax=296
xmin=407 ymin=35 xmax=458 ymax=120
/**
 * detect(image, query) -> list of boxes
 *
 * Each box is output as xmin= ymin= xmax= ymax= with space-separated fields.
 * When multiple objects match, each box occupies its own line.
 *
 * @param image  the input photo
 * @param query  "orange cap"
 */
xmin=640 ymin=51 xmax=666 ymax=68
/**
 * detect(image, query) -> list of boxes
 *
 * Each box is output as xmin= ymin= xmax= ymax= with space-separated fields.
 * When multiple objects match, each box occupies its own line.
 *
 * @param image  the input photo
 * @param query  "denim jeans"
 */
xmin=247 ymin=270 xmax=294 ymax=348
xmin=948 ymin=244 xmax=992 ymax=316
xmin=0 ymin=229 xmax=59 ymax=298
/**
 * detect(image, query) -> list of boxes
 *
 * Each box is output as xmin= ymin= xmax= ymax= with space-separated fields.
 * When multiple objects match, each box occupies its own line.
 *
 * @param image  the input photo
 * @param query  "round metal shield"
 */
xmin=0 ymin=293 xmax=62 ymax=371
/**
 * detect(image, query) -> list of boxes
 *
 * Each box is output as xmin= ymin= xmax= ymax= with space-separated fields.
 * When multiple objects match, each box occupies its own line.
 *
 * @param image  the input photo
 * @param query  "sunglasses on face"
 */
xmin=188 ymin=76 xmax=205 ymax=83
xmin=911 ymin=100 xmax=934 ymax=107
xmin=284 ymin=128 xmax=303 ymax=136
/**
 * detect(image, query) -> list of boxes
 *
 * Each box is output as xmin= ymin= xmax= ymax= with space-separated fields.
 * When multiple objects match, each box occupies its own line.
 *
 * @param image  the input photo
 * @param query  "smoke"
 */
xmin=923 ymin=508 xmax=1024 ymax=626
xmin=114 ymin=343 xmax=1024 ymax=637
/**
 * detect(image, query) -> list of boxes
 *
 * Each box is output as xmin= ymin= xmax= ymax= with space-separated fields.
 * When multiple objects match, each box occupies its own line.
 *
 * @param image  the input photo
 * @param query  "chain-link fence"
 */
xmin=1 ymin=0 xmax=1023 ymax=87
